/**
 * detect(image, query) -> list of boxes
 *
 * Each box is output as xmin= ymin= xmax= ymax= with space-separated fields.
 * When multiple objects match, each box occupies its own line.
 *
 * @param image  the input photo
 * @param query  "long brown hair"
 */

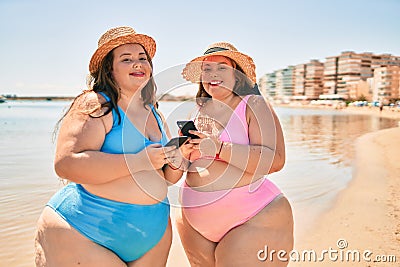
xmin=53 ymin=44 xmax=157 ymax=140
xmin=87 ymin=44 xmax=157 ymax=124
xmin=195 ymin=59 xmax=260 ymax=106
xmin=62 ymin=44 xmax=156 ymax=122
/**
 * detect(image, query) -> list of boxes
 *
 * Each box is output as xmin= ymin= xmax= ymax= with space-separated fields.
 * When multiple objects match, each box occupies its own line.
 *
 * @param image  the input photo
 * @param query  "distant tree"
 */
xmin=345 ymin=98 xmax=354 ymax=105
xmin=357 ymin=95 xmax=367 ymax=102
xmin=389 ymin=98 xmax=400 ymax=104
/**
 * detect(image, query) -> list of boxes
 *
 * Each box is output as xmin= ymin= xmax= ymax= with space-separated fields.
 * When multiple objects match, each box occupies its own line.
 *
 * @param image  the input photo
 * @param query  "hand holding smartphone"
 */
xmin=177 ymin=120 xmax=199 ymax=139
xmin=164 ymin=136 xmax=189 ymax=147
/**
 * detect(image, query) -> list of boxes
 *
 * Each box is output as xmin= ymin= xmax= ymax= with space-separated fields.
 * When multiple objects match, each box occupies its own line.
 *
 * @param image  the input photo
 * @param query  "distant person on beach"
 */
xmin=176 ymin=42 xmax=294 ymax=266
xmin=34 ymin=26 xmax=192 ymax=266
xmin=379 ymin=101 xmax=384 ymax=112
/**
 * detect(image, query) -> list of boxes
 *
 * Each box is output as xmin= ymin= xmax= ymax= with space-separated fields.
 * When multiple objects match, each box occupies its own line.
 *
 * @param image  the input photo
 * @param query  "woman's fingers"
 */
xmin=162 ymin=145 xmax=176 ymax=153
xmin=164 ymin=147 xmax=177 ymax=158
xmin=191 ymin=143 xmax=200 ymax=150
xmin=189 ymin=137 xmax=201 ymax=145
xmin=188 ymin=130 xmax=206 ymax=139
xmin=146 ymin=144 xmax=177 ymax=168
xmin=180 ymin=143 xmax=194 ymax=159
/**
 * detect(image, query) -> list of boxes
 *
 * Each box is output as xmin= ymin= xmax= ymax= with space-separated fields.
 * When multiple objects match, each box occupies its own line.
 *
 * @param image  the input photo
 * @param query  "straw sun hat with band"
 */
xmin=89 ymin=26 xmax=156 ymax=74
xmin=182 ymin=42 xmax=257 ymax=85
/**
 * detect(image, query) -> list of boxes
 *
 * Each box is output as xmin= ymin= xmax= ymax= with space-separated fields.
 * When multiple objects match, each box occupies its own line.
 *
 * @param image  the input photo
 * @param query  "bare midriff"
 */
xmin=186 ymin=159 xmax=264 ymax=192
xmin=82 ymin=169 xmax=168 ymax=205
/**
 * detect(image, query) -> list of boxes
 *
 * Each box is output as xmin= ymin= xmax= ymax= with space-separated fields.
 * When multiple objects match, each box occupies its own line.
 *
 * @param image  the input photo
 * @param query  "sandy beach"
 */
xmin=291 ymin=125 xmax=400 ymax=266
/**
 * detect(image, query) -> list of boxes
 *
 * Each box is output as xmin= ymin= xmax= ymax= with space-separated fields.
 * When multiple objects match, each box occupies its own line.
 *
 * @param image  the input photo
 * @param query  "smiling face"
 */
xmin=111 ymin=43 xmax=152 ymax=93
xmin=201 ymin=55 xmax=236 ymax=99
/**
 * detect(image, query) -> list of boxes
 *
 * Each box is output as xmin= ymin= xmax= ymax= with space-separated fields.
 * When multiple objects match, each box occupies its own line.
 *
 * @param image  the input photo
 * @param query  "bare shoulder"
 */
xmin=71 ymin=90 xmax=108 ymax=115
xmin=246 ymin=94 xmax=271 ymax=113
xmin=57 ymin=91 xmax=109 ymax=149
xmin=61 ymin=90 xmax=112 ymax=134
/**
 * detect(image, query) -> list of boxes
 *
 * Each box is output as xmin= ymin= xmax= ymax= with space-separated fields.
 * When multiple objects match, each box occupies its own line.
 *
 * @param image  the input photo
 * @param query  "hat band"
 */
xmin=203 ymin=47 xmax=229 ymax=55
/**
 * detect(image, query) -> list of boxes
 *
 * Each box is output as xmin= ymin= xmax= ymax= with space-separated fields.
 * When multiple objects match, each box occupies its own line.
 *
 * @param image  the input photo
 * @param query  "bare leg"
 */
xmin=34 ymin=207 xmax=127 ymax=267
xmin=176 ymin=209 xmax=217 ymax=267
xmin=215 ymin=196 xmax=294 ymax=267
xmin=127 ymin=219 xmax=172 ymax=267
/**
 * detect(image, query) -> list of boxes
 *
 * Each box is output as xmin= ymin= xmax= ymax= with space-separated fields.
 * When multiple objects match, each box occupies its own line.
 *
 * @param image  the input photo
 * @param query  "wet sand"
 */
xmin=291 ymin=126 xmax=400 ymax=266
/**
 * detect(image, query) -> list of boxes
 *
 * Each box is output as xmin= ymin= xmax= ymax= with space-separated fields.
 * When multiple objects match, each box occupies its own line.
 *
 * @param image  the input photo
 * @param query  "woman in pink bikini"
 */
xmin=177 ymin=42 xmax=294 ymax=266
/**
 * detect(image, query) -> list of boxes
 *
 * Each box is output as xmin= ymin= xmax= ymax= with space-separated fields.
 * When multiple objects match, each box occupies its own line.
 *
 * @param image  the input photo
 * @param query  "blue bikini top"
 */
xmin=98 ymin=92 xmax=169 ymax=154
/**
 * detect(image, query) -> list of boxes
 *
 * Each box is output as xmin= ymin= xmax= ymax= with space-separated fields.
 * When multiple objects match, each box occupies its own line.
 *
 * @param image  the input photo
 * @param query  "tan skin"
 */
xmin=34 ymin=44 xmax=193 ymax=267
xmin=176 ymin=55 xmax=294 ymax=266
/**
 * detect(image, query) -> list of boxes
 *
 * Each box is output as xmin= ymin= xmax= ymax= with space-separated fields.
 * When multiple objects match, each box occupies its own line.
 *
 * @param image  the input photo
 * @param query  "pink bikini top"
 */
xmin=218 ymin=95 xmax=251 ymax=145
xmin=191 ymin=95 xmax=251 ymax=162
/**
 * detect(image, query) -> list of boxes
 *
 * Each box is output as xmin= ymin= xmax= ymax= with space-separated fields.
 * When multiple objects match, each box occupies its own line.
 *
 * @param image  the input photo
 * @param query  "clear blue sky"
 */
xmin=1 ymin=0 xmax=399 ymax=96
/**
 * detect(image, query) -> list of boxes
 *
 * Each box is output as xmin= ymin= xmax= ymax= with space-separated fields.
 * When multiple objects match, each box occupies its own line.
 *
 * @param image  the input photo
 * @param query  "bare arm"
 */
xmin=54 ymin=93 xmax=164 ymax=184
xmin=158 ymin=110 xmax=193 ymax=184
xmin=218 ymin=95 xmax=285 ymax=174
xmin=191 ymin=95 xmax=285 ymax=175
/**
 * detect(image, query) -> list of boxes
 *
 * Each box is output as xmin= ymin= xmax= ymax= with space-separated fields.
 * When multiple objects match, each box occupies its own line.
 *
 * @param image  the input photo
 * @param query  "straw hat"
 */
xmin=89 ymin=26 xmax=156 ymax=74
xmin=182 ymin=42 xmax=256 ymax=84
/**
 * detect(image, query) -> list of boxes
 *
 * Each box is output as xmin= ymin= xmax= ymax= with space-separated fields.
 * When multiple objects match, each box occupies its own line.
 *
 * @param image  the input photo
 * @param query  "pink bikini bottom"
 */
xmin=180 ymin=178 xmax=282 ymax=242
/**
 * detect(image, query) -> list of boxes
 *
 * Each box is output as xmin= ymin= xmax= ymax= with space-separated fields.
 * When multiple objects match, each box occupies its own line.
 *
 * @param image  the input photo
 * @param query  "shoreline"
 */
xmin=290 ymin=126 xmax=400 ymax=266
xmin=273 ymin=103 xmax=400 ymax=121
xmin=340 ymin=106 xmax=400 ymax=121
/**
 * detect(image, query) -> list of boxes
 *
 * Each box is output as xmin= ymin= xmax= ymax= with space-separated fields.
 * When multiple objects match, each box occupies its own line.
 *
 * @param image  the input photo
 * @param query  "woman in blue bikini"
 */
xmin=34 ymin=26 xmax=191 ymax=266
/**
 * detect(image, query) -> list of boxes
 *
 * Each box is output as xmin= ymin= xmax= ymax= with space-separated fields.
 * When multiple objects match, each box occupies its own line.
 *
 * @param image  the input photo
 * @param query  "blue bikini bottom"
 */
xmin=47 ymin=183 xmax=170 ymax=262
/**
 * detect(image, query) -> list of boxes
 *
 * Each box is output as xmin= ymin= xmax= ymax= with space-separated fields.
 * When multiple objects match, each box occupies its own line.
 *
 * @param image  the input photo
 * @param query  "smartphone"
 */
xmin=177 ymin=120 xmax=199 ymax=139
xmin=164 ymin=136 xmax=189 ymax=147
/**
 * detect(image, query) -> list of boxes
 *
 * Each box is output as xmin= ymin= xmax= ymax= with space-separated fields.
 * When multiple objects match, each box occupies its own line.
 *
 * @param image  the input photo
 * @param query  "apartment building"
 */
xmin=258 ymin=74 xmax=268 ymax=97
xmin=372 ymin=66 xmax=400 ymax=103
xmin=323 ymin=51 xmax=400 ymax=99
xmin=289 ymin=60 xmax=324 ymax=100
xmin=260 ymin=67 xmax=295 ymax=102
xmin=294 ymin=63 xmax=306 ymax=96
xmin=337 ymin=51 xmax=364 ymax=98
xmin=259 ymin=72 xmax=277 ymax=98
xmin=304 ymin=60 xmax=324 ymax=99
xmin=281 ymin=66 xmax=295 ymax=99
xmin=260 ymin=51 xmax=400 ymax=102
xmin=323 ymin=56 xmax=338 ymax=95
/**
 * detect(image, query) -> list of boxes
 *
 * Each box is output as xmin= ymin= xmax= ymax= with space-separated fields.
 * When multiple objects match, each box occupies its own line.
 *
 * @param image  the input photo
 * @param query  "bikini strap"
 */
xmin=235 ymin=95 xmax=252 ymax=120
xmin=98 ymin=91 xmax=111 ymax=102
xmin=242 ymin=94 xmax=252 ymax=105
xmin=97 ymin=91 xmax=120 ymax=127
xmin=149 ymin=104 xmax=166 ymax=136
